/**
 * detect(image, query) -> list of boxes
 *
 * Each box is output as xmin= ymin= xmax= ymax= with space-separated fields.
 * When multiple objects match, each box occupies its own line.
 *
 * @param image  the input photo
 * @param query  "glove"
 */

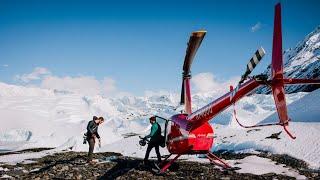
xmin=98 ymin=138 xmax=101 ymax=148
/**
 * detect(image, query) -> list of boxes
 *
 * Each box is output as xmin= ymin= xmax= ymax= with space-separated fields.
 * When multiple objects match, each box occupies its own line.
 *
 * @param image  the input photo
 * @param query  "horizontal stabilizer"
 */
xmin=284 ymin=78 xmax=320 ymax=85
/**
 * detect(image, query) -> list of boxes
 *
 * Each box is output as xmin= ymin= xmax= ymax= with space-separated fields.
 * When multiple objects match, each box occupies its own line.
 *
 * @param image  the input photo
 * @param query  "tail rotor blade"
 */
xmin=239 ymin=47 xmax=266 ymax=83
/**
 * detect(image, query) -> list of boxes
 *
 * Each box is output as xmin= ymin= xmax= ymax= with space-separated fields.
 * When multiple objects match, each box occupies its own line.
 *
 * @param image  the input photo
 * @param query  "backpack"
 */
xmin=156 ymin=123 xmax=166 ymax=148
xmin=159 ymin=135 xmax=165 ymax=148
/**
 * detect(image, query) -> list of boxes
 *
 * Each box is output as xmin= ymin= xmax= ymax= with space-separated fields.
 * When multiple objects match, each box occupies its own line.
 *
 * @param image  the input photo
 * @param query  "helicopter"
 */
xmin=141 ymin=3 xmax=320 ymax=173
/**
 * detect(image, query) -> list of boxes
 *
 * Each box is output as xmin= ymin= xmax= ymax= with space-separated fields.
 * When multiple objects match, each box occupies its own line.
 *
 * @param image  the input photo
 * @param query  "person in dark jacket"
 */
xmin=143 ymin=116 xmax=162 ymax=165
xmin=86 ymin=116 xmax=104 ymax=162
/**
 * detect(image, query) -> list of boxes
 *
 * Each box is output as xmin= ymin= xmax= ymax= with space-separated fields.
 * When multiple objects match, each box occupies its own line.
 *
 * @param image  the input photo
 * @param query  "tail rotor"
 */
xmin=232 ymin=3 xmax=320 ymax=139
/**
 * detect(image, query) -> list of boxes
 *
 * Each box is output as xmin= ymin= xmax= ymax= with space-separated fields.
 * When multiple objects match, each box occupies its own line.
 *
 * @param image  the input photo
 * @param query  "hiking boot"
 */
xmin=143 ymin=160 xmax=150 ymax=166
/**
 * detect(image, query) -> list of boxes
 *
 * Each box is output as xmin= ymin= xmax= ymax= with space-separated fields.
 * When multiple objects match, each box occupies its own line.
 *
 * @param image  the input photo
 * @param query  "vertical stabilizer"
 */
xmin=270 ymin=3 xmax=296 ymax=139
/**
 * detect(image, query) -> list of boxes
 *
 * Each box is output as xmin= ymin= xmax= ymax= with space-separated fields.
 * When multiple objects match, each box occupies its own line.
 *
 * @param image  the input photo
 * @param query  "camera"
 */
xmin=83 ymin=133 xmax=87 ymax=144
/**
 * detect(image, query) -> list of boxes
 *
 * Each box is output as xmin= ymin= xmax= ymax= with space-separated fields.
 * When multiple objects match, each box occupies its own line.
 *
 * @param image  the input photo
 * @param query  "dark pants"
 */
xmin=144 ymin=142 xmax=161 ymax=163
xmin=87 ymin=137 xmax=95 ymax=161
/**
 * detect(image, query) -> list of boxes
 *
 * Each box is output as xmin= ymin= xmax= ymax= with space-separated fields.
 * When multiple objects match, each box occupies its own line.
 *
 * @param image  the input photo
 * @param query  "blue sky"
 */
xmin=0 ymin=0 xmax=319 ymax=95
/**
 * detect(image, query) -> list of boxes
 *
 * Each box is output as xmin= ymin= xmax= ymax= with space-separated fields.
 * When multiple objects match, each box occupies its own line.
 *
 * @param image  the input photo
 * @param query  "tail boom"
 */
xmin=184 ymin=79 xmax=262 ymax=131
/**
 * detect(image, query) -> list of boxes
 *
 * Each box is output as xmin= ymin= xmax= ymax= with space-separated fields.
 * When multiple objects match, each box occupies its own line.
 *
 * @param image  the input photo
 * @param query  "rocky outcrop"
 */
xmin=0 ymin=150 xmax=318 ymax=179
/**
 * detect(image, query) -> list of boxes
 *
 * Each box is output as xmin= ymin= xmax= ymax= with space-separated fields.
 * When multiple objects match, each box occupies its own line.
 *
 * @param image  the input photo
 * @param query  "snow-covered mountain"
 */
xmin=0 ymin=79 xmax=320 ymax=168
xmin=256 ymin=26 xmax=320 ymax=94
xmin=0 ymin=81 xmax=308 ymax=149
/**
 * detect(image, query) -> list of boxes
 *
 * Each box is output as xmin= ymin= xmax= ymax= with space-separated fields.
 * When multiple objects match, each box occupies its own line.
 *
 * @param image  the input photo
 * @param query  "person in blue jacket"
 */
xmin=143 ymin=116 xmax=162 ymax=165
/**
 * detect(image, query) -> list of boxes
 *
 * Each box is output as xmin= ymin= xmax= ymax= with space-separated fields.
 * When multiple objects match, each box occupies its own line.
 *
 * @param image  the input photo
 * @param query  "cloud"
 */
xmin=41 ymin=75 xmax=117 ymax=96
xmin=15 ymin=67 xmax=117 ymax=96
xmin=251 ymin=22 xmax=262 ymax=32
xmin=191 ymin=72 xmax=239 ymax=96
xmin=15 ymin=67 xmax=51 ymax=83
xmin=101 ymin=77 xmax=117 ymax=95
xmin=41 ymin=76 xmax=99 ymax=95
xmin=2 ymin=64 xmax=9 ymax=67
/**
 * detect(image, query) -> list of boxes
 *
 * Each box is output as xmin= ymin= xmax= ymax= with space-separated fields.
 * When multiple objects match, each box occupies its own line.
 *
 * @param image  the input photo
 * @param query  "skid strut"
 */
xmin=159 ymin=154 xmax=181 ymax=173
xmin=159 ymin=154 xmax=172 ymax=167
xmin=206 ymin=152 xmax=231 ymax=169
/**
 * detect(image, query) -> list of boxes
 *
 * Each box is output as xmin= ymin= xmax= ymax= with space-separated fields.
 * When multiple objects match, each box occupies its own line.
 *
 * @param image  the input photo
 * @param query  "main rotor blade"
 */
xmin=180 ymin=30 xmax=206 ymax=105
xmin=239 ymin=47 xmax=265 ymax=83
xmin=183 ymin=30 xmax=206 ymax=75
xmin=272 ymin=3 xmax=283 ymax=80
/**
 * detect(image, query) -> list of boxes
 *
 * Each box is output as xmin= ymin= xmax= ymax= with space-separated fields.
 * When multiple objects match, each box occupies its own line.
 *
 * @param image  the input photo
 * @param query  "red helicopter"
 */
xmin=148 ymin=3 xmax=320 ymax=173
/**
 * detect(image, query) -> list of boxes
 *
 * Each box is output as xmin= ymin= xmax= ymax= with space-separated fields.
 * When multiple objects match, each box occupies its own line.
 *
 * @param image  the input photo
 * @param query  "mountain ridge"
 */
xmin=256 ymin=26 xmax=320 ymax=94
